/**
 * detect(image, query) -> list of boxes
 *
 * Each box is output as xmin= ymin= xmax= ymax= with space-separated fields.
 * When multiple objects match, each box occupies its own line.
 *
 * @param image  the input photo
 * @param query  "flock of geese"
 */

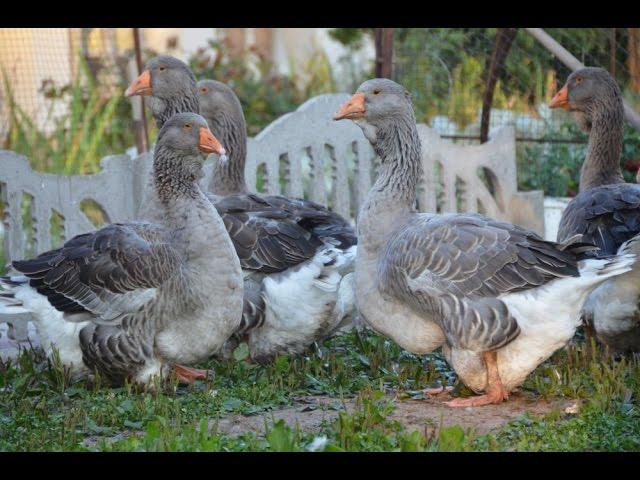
xmin=1 ymin=56 xmax=639 ymax=408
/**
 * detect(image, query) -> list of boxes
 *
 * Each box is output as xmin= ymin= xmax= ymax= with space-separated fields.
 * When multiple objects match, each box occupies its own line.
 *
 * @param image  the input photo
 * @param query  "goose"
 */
xmin=334 ymin=78 xmax=639 ymax=407
xmin=549 ymin=67 xmax=640 ymax=354
xmin=0 ymin=113 xmax=243 ymax=385
xmin=125 ymin=56 xmax=357 ymax=363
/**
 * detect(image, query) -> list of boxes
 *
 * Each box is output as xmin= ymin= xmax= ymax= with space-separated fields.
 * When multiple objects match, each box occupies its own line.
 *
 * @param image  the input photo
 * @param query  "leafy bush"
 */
xmin=518 ymin=122 xmax=640 ymax=197
xmin=189 ymin=39 xmax=337 ymax=137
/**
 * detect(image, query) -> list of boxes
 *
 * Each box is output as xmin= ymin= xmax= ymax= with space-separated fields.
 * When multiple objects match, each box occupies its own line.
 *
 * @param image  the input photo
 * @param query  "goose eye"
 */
xmin=200 ymin=87 xmax=208 ymax=93
xmin=158 ymin=66 xmax=166 ymax=72
xmin=184 ymin=123 xmax=192 ymax=129
xmin=575 ymin=77 xmax=582 ymax=85
xmin=373 ymin=89 xmax=381 ymax=95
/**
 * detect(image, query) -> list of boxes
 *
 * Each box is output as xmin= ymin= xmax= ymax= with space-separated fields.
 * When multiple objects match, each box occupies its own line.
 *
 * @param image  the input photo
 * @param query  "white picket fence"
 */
xmin=0 ymin=93 xmax=544 ymax=343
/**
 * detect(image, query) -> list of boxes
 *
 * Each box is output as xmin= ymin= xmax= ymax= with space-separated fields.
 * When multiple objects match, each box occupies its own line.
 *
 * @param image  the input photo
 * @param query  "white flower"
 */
xmin=307 ymin=435 xmax=328 ymax=452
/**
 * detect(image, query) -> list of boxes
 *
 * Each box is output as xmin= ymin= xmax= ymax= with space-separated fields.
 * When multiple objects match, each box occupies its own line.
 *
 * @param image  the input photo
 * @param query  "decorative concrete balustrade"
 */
xmin=0 ymin=93 xmax=544 ymax=342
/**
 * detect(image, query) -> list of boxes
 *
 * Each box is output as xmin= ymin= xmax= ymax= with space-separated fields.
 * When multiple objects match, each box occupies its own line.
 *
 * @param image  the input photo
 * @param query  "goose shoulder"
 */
xmin=558 ymin=183 xmax=640 ymax=256
xmin=378 ymin=213 xmax=582 ymax=351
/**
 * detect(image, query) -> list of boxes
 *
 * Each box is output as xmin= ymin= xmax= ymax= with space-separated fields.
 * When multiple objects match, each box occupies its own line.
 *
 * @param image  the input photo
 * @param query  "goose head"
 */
xmin=125 ymin=55 xmax=198 ymax=127
xmin=549 ymin=67 xmax=622 ymax=132
xmin=156 ymin=112 xmax=225 ymax=158
xmin=197 ymin=79 xmax=245 ymax=127
xmin=197 ymin=79 xmax=247 ymax=164
xmin=333 ymin=78 xmax=414 ymax=144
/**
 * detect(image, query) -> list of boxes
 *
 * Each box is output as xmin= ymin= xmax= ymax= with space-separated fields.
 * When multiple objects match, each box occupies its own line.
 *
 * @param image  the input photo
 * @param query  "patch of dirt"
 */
xmin=387 ymin=393 xmax=575 ymax=435
xmin=212 ymin=392 xmax=578 ymax=437
xmin=82 ymin=431 xmax=134 ymax=450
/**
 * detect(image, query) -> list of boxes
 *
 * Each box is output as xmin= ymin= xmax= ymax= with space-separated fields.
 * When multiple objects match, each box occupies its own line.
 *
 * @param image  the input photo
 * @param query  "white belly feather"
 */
xmin=450 ymin=253 xmax=636 ymax=392
xmin=12 ymin=284 xmax=91 ymax=379
xmin=248 ymin=246 xmax=356 ymax=359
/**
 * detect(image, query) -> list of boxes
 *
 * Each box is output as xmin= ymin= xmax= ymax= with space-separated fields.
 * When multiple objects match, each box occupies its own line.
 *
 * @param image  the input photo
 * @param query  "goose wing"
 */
xmin=12 ymin=222 xmax=182 ymax=322
xmin=380 ymin=213 xmax=581 ymax=351
xmin=212 ymin=192 xmax=355 ymax=274
xmin=258 ymin=194 xmax=357 ymax=250
xmin=558 ymin=183 xmax=640 ymax=257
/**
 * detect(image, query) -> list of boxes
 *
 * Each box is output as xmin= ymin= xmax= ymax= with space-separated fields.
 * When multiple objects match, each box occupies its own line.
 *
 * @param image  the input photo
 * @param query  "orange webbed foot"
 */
xmin=445 ymin=385 xmax=509 ymax=408
xmin=172 ymin=364 xmax=209 ymax=384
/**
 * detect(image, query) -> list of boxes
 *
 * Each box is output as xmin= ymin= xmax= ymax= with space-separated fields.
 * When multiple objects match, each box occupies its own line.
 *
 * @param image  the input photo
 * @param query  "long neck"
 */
xmin=207 ymin=111 xmax=248 ymax=195
xmin=579 ymin=96 xmax=625 ymax=192
xmin=150 ymin=88 xmax=200 ymax=129
xmin=358 ymin=114 xmax=422 ymax=251
xmin=153 ymin=146 xmax=202 ymax=205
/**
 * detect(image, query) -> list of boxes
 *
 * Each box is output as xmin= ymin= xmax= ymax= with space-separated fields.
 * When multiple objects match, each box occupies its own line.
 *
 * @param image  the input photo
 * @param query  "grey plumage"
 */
xmin=132 ymin=56 xmax=357 ymax=360
xmin=3 ymin=113 xmax=243 ymax=385
xmin=553 ymin=67 xmax=640 ymax=353
xmin=142 ymin=56 xmax=200 ymax=129
xmin=198 ymin=79 xmax=249 ymax=195
xmin=339 ymin=78 xmax=636 ymax=403
xmin=558 ymin=184 xmax=640 ymax=258
xmin=381 ymin=213 xmax=583 ymax=352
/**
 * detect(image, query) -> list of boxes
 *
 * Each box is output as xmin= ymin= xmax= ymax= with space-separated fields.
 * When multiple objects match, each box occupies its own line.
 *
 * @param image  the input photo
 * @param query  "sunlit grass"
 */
xmin=1 ymin=326 xmax=638 ymax=452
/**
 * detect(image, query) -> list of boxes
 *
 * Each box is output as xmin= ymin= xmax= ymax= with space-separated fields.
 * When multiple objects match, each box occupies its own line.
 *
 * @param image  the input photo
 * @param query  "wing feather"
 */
xmin=380 ymin=213 xmax=581 ymax=351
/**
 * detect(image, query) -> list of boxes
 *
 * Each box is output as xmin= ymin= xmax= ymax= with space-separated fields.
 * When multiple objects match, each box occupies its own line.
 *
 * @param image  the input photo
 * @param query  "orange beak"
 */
xmin=199 ymin=127 xmax=226 ymax=155
xmin=549 ymin=84 xmax=571 ymax=110
xmin=334 ymin=93 xmax=366 ymax=121
xmin=125 ymin=70 xmax=152 ymax=97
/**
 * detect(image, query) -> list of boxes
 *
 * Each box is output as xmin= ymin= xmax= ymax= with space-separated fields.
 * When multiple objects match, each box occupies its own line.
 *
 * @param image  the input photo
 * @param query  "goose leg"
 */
xmin=445 ymin=351 xmax=509 ymax=407
xmin=172 ymin=364 xmax=209 ymax=384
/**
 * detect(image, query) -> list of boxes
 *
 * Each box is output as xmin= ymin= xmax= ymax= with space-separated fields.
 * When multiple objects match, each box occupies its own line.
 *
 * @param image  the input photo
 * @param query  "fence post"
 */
xmin=131 ymin=28 xmax=149 ymax=154
xmin=480 ymin=28 xmax=518 ymax=144
xmin=375 ymin=28 xmax=394 ymax=79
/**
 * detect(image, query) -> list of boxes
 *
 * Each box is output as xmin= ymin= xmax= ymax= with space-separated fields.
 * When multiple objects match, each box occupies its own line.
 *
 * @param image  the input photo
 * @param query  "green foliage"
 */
xmin=517 ymin=141 xmax=587 ymax=197
xmin=518 ymin=123 xmax=640 ymax=196
xmin=481 ymin=409 xmax=640 ymax=452
xmin=2 ymin=55 xmax=135 ymax=174
xmin=2 ymin=328 xmax=639 ymax=452
xmin=328 ymin=29 xmax=373 ymax=50
xmin=446 ymin=55 xmax=484 ymax=129
xmin=189 ymin=40 xmax=337 ymax=137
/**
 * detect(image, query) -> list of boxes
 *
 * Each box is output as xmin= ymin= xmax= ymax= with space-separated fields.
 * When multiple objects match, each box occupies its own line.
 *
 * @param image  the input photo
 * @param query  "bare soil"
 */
xmin=212 ymin=391 xmax=577 ymax=437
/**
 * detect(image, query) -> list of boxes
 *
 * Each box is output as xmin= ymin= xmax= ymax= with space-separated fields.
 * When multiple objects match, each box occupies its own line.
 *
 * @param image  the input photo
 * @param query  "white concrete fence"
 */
xmin=0 ymin=93 xmax=546 ymax=342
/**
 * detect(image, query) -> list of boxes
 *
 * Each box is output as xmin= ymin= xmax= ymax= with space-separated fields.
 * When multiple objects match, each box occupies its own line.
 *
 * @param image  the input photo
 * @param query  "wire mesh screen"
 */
xmin=0 ymin=28 xmax=136 ymax=173
xmin=0 ymin=29 xmax=133 ymax=130
xmin=393 ymin=28 xmax=640 ymax=145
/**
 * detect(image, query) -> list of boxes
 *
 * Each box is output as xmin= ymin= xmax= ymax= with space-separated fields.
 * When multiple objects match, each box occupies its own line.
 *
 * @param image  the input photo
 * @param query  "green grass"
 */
xmin=1 ymin=328 xmax=638 ymax=452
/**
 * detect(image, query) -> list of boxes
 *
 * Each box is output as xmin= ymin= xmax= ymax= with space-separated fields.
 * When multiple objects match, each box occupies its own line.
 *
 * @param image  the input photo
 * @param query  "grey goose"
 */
xmin=125 ymin=56 xmax=357 ymax=363
xmin=0 ymin=113 xmax=243 ymax=385
xmin=550 ymin=67 xmax=640 ymax=353
xmin=334 ymin=78 xmax=638 ymax=407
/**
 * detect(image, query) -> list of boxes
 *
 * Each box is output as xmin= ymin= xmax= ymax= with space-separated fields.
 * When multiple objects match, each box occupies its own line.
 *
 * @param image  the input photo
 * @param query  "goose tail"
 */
xmin=577 ymin=234 xmax=640 ymax=282
xmin=0 ymin=275 xmax=29 ymax=315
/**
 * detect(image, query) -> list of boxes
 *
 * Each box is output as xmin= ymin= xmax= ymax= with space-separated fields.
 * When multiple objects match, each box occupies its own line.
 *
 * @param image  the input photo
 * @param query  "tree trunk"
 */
xmin=629 ymin=28 xmax=640 ymax=94
xmin=480 ymin=28 xmax=518 ymax=144
xmin=375 ymin=28 xmax=394 ymax=79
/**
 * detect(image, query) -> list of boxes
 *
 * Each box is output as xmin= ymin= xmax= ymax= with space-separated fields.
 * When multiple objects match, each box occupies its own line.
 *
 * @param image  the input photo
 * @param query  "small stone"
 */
xmin=564 ymin=403 xmax=580 ymax=415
